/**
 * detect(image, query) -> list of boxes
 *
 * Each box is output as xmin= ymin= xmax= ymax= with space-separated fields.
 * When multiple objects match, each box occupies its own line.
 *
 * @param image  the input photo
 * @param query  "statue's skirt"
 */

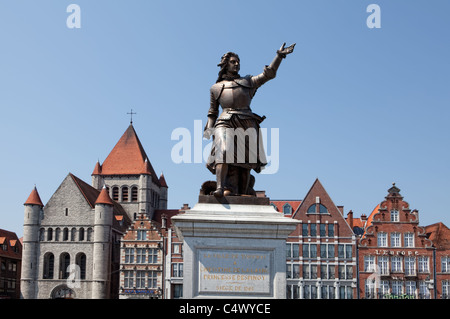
xmin=206 ymin=115 xmax=267 ymax=174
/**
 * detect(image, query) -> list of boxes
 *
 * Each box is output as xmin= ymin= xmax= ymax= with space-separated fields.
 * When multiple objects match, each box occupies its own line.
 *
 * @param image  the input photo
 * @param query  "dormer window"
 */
xmin=283 ymin=203 xmax=292 ymax=215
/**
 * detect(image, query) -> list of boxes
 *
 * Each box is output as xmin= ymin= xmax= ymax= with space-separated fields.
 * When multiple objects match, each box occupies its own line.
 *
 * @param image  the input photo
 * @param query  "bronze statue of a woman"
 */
xmin=204 ymin=43 xmax=295 ymax=198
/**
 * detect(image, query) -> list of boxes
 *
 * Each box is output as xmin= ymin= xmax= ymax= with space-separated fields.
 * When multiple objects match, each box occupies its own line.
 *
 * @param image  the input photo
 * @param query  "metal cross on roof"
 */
xmin=127 ymin=109 xmax=137 ymax=124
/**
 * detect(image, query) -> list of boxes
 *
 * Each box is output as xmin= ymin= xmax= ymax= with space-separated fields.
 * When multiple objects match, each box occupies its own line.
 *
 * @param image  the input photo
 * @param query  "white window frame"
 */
xmin=136 ymin=270 xmax=146 ymax=288
xmin=405 ymin=257 xmax=416 ymax=276
xmin=378 ymin=256 xmax=389 ymax=275
xmin=147 ymin=271 xmax=157 ymax=288
xmin=136 ymin=248 xmax=145 ymax=264
xmin=125 ymin=248 xmax=134 ymax=264
xmin=377 ymin=232 xmax=387 ymax=247
xmin=391 ymin=232 xmax=401 ymax=248
xmin=441 ymin=256 xmax=450 ymax=273
xmin=391 ymin=256 xmax=403 ymax=272
xmin=124 ymin=270 xmax=134 ymax=288
xmin=404 ymin=233 xmax=415 ymax=248
xmin=418 ymin=256 xmax=429 ymax=273
xmin=392 ymin=281 xmax=403 ymax=296
xmin=391 ymin=210 xmax=399 ymax=222
xmin=364 ymin=255 xmax=375 ymax=272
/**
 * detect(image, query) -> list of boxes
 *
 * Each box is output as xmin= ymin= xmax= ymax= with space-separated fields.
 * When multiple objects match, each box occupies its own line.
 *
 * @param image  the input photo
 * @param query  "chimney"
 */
xmin=347 ymin=210 xmax=354 ymax=229
xmin=361 ymin=214 xmax=367 ymax=221
xmin=181 ymin=203 xmax=190 ymax=211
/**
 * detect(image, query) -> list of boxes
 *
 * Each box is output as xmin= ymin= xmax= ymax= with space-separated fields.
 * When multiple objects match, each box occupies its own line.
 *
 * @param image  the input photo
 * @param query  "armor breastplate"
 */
xmin=218 ymin=81 xmax=252 ymax=110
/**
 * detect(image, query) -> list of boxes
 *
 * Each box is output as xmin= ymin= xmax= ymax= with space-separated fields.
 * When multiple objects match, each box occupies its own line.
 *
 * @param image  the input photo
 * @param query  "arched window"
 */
xmin=55 ymin=228 xmax=61 ymax=241
xmin=76 ymin=253 xmax=87 ymax=280
xmin=60 ymin=253 xmax=70 ymax=279
xmin=43 ymin=253 xmax=54 ymax=279
xmin=71 ymin=228 xmax=76 ymax=241
xmin=122 ymin=187 xmax=129 ymax=202
xmin=47 ymin=228 xmax=53 ymax=241
xmin=283 ymin=203 xmax=292 ymax=215
xmin=63 ymin=228 xmax=69 ymax=241
xmin=87 ymin=228 xmax=93 ymax=241
xmin=307 ymin=204 xmax=329 ymax=214
xmin=131 ymin=187 xmax=138 ymax=202
xmin=319 ymin=204 xmax=328 ymax=214
xmin=79 ymin=228 xmax=85 ymax=241
xmin=112 ymin=187 xmax=119 ymax=201
xmin=39 ymin=228 xmax=45 ymax=241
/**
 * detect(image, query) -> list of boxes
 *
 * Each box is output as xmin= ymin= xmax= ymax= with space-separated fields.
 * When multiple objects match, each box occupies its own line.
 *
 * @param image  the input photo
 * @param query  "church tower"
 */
xmin=91 ymin=124 xmax=168 ymax=220
xmin=21 ymin=186 xmax=44 ymax=299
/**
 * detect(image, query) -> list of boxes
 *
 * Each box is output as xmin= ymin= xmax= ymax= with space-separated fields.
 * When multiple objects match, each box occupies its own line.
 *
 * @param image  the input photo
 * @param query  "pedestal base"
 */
xmin=171 ymin=197 xmax=299 ymax=299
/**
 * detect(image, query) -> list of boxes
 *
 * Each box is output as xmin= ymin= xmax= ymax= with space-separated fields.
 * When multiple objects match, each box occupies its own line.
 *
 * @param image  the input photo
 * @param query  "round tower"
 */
xmin=91 ymin=160 xmax=104 ymax=190
xmin=139 ymin=158 xmax=152 ymax=217
xmin=159 ymin=172 xmax=168 ymax=210
xmin=92 ymin=186 xmax=114 ymax=299
xmin=21 ymin=186 xmax=44 ymax=299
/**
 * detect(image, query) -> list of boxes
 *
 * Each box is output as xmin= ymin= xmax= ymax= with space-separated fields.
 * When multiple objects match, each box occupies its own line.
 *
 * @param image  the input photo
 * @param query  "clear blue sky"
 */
xmin=0 ymin=1 xmax=449 ymax=237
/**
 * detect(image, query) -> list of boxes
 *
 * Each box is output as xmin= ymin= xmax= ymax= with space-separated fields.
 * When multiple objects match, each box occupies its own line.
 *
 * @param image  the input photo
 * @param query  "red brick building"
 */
xmin=275 ymin=179 xmax=357 ymax=299
xmin=118 ymin=206 xmax=186 ymax=299
xmin=0 ymin=229 xmax=22 ymax=299
xmin=356 ymin=184 xmax=436 ymax=299
xmin=119 ymin=211 xmax=165 ymax=299
xmin=425 ymin=222 xmax=450 ymax=299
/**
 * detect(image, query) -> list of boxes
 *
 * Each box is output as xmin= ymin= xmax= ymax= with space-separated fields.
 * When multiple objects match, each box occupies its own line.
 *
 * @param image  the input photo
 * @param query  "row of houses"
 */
xmin=2 ymin=123 xmax=449 ymax=299
xmin=117 ymin=179 xmax=450 ymax=300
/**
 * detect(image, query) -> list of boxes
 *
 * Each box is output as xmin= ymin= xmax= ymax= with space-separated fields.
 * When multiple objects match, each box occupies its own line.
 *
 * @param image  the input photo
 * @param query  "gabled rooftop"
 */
xmin=425 ymin=222 xmax=450 ymax=250
xmin=68 ymin=173 xmax=131 ymax=231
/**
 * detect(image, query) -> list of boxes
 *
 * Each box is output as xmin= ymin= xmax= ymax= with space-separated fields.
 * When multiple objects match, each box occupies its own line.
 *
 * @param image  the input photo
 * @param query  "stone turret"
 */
xmin=159 ymin=173 xmax=168 ymax=210
xmin=92 ymin=186 xmax=114 ymax=299
xmin=21 ymin=186 xmax=44 ymax=299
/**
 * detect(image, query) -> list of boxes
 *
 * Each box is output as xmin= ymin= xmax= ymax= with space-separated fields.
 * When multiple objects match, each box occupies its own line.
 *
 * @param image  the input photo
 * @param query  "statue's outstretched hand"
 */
xmin=277 ymin=42 xmax=296 ymax=56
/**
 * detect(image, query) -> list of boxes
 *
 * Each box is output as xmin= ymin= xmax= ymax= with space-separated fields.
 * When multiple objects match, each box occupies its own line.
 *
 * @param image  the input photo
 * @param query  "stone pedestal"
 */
xmin=171 ymin=196 xmax=299 ymax=299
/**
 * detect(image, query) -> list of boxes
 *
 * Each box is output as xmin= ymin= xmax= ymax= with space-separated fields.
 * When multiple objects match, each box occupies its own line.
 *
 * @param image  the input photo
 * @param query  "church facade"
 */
xmin=20 ymin=124 xmax=168 ymax=299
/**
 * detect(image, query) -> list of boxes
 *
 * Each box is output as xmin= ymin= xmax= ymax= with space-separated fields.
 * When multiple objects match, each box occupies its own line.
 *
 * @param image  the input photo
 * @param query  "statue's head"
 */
xmin=217 ymin=52 xmax=240 ymax=82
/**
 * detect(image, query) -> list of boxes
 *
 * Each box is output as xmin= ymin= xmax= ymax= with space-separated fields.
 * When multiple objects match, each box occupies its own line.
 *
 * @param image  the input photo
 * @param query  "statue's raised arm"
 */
xmin=251 ymin=42 xmax=296 ymax=89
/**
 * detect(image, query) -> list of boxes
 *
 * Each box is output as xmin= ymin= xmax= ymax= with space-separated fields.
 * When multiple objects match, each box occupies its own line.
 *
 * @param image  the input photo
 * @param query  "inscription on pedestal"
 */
xmin=198 ymin=249 xmax=272 ymax=295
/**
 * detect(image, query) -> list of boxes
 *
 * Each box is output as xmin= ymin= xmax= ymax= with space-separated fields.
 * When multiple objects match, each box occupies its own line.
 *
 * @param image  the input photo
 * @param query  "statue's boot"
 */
xmin=214 ymin=164 xmax=227 ymax=198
